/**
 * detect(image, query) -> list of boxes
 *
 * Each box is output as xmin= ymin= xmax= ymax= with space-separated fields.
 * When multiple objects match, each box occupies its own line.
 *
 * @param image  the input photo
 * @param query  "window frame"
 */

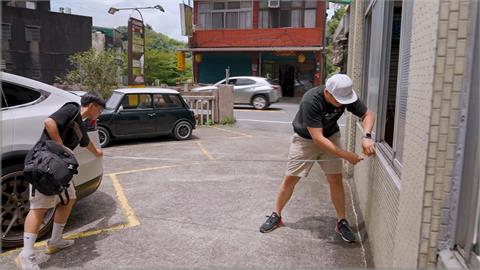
xmin=2 ymin=23 xmax=11 ymax=41
xmin=258 ymin=0 xmax=316 ymax=29
xmin=119 ymin=93 xmax=153 ymax=111
xmin=0 ymin=81 xmax=48 ymax=110
xmin=363 ymin=0 xmax=410 ymax=176
xmin=197 ymin=1 xmax=253 ymax=30
xmin=165 ymin=94 xmax=186 ymax=108
xmin=235 ymin=78 xmax=255 ymax=86
xmin=25 ymin=25 xmax=40 ymax=42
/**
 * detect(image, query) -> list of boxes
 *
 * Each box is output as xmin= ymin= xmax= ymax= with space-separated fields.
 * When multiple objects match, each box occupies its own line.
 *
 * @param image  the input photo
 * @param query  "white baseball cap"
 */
xmin=325 ymin=74 xmax=358 ymax=104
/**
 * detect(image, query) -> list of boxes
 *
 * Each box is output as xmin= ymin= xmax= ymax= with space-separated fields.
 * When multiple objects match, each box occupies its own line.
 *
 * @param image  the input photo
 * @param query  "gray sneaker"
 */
xmin=260 ymin=212 xmax=283 ymax=233
xmin=45 ymin=238 xmax=74 ymax=255
xmin=15 ymin=251 xmax=49 ymax=270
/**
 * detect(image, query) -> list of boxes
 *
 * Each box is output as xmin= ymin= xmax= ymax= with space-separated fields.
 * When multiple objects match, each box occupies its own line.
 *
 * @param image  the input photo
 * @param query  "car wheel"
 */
xmin=98 ymin=126 xmax=110 ymax=148
xmin=173 ymin=121 xmax=193 ymax=140
xmin=252 ymin=95 xmax=269 ymax=110
xmin=1 ymin=163 xmax=55 ymax=248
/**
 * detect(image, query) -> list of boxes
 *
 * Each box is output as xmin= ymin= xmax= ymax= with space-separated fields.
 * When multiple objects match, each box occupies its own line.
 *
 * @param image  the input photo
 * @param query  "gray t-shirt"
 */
xmin=292 ymin=86 xmax=367 ymax=139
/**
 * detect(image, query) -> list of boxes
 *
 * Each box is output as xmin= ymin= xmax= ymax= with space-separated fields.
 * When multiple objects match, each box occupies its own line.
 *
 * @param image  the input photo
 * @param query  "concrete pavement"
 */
xmin=1 ymin=125 xmax=371 ymax=269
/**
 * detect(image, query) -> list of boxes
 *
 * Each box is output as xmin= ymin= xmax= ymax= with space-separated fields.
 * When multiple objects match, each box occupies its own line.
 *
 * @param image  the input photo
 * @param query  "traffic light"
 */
xmin=176 ymin=51 xmax=185 ymax=71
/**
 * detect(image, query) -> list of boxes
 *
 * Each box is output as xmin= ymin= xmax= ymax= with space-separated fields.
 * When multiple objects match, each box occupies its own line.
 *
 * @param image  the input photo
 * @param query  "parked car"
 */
xmin=97 ymin=88 xmax=196 ymax=147
xmin=191 ymin=76 xmax=282 ymax=110
xmin=68 ymin=90 xmax=87 ymax=97
xmin=270 ymin=78 xmax=313 ymax=95
xmin=1 ymin=72 xmax=103 ymax=248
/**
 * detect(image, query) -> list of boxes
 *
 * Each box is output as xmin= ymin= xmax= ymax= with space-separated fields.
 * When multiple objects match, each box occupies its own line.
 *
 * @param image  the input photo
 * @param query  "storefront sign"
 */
xmin=128 ymin=17 xmax=145 ymax=86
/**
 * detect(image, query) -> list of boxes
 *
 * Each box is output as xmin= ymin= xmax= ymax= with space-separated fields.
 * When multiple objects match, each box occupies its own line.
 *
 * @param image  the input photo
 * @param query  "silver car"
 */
xmin=1 ymin=72 xmax=103 ymax=248
xmin=192 ymin=76 xmax=282 ymax=110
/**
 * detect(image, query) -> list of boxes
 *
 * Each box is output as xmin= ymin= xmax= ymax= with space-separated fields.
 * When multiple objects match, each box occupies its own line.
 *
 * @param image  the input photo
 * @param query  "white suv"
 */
xmin=192 ymin=76 xmax=282 ymax=110
xmin=1 ymin=72 xmax=103 ymax=248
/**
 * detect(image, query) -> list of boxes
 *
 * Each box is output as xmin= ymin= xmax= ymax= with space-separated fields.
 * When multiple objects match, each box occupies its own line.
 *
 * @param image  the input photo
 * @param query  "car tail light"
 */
xmin=85 ymin=119 xmax=97 ymax=131
xmin=272 ymin=85 xmax=282 ymax=93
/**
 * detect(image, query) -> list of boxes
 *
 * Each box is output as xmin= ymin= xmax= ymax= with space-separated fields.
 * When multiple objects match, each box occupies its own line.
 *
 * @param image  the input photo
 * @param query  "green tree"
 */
xmin=326 ymin=5 xmax=347 ymax=78
xmin=116 ymin=25 xmax=193 ymax=85
xmin=61 ymin=49 xmax=119 ymax=98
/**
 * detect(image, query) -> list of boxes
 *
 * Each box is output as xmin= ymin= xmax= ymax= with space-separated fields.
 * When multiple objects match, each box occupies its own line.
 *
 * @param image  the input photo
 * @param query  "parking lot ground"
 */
xmin=1 ymin=126 xmax=371 ymax=269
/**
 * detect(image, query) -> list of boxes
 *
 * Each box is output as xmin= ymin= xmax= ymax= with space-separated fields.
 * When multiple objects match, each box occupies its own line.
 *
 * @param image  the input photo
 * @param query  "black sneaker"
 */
xmin=335 ymin=219 xmax=356 ymax=242
xmin=260 ymin=212 xmax=283 ymax=233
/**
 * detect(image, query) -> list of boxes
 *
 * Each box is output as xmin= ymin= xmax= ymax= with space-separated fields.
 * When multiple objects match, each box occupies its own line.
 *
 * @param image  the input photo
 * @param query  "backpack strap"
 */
xmin=58 ymin=188 xmax=70 ymax=206
xmin=31 ymin=157 xmax=39 ymax=197
xmin=61 ymin=103 xmax=80 ymax=140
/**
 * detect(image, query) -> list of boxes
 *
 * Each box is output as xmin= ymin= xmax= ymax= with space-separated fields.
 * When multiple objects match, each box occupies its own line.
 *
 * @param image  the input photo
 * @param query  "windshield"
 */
xmin=105 ymin=92 xmax=123 ymax=110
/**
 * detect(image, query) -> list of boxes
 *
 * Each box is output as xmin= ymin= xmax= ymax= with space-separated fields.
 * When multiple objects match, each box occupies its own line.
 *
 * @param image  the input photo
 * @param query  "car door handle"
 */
xmin=147 ymin=113 xmax=156 ymax=117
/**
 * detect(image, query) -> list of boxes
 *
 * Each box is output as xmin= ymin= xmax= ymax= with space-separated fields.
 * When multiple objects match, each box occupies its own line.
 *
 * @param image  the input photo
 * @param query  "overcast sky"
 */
xmin=51 ymin=0 xmax=336 ymax=42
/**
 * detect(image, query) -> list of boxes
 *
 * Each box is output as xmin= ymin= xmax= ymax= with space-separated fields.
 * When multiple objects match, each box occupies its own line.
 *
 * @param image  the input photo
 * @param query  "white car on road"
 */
xmin=192 ymin=76 xmax=282 ymax=110
xmin=1 ymin=72 xmax=103 ymax=248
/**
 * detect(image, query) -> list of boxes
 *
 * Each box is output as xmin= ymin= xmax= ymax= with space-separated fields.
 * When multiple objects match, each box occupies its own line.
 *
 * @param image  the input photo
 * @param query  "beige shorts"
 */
xmin=29 ymin=182 xmax=77 ymax=209
xmin=286 ymin=132 xmax=343 ymax=177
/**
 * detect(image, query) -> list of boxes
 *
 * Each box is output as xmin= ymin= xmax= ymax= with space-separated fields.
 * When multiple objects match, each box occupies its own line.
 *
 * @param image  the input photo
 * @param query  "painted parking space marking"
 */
xmin=1 ymin=173 xmax=139 ymax=257
xmin=211 ymin=126 xmax=252 ymax=138
xmin=196 ymin=141 xmax=215 ymax=161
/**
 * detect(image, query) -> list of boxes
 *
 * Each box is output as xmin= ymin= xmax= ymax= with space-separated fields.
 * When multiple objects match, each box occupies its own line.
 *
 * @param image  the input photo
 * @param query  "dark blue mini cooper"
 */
xmin=97 ymin=88 xmax=196 ymax=147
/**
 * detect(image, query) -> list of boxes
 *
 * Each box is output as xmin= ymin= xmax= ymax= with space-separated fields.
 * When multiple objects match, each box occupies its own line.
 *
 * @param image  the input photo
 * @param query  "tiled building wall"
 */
xmin=345 ymin=0 xmax=402 ymax=267
xmin=417 ymin=0 xmax=472 ymax=267
xmin=344 ymin=0 xmax=472 ymax=267
xmin=391 ymin=0 xmax=441 ymax=267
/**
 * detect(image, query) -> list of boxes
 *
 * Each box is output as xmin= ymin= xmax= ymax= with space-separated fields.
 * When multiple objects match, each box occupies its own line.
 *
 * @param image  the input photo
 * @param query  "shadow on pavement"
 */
xmin=285 ymin=215 xmax=361 ymax=247
xmin=41 ymin=190 xmax=117 ymax=268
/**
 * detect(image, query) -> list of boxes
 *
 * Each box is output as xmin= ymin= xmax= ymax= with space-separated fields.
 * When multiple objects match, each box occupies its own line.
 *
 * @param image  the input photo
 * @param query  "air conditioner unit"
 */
xmin=268 ymin=0 xmax=280 ymax=8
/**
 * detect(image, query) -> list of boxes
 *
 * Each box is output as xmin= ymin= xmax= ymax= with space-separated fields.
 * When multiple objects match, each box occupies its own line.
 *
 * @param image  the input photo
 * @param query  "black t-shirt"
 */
xmin=292 ymin=86 xmax=368 ymax=139
xmin=40 ymin=103 xmax=90 ymax=150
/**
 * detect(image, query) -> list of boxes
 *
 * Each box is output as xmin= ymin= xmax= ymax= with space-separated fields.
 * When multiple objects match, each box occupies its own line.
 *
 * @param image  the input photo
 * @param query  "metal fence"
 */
xmin=183 ymin=95 xmax=215 ymax=125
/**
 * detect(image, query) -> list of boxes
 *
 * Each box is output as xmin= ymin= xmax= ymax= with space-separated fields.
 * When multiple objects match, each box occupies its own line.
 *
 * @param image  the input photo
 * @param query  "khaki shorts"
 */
xmin=286 ymin=132 xmax=343 ymax=177
xmin=29 ymin=182 xmax=77 ymax=209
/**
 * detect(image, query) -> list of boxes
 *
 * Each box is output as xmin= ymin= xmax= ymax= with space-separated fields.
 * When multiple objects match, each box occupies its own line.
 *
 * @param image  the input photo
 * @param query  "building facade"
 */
xmin=1 ymin=0 xmax=92 ymax=84
xmin=188 ymin=0 xmax=327 ymax=97
xmin=342 ymin=0 xmax=479 ymax=268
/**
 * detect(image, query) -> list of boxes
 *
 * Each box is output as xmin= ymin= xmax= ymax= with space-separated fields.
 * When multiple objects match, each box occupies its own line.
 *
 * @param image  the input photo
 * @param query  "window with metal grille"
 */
xmin=31 ymin=66 xmax=41 ymax=79
xmin=25 ymin=25 xmax=40 ymax=41
xmin=362 ymin=0 xmax=412 ymax=175
xmin=259 ymin=0 xmax=317 ymax=29
xmin=197 ymin=1 xmax=252 ymax=29
xmin=2 ymin=23 xmax=11 ymax=40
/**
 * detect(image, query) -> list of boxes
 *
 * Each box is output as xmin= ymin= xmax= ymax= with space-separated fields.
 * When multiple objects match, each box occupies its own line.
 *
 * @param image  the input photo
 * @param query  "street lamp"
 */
xmin=108 ymin=5 xmax=165 ymax=21
xmin=108 ymin=5 xmax=164 ymax=87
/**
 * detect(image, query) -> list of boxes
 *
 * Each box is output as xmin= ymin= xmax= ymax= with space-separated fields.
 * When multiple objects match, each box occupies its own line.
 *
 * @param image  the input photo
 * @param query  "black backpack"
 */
xmin=23 ymin=103 xmax=80 ymax=205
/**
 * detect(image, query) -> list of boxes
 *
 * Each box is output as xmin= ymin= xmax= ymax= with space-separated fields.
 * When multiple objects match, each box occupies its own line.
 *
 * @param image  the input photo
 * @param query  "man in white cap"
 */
xmin=260 ymin=73 xmax=375 ymax=243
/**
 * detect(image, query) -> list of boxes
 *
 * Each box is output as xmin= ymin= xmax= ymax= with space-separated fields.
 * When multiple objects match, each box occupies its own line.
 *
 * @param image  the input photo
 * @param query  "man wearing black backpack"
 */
xmin=17 ymin=93 xmax=105 ymax=270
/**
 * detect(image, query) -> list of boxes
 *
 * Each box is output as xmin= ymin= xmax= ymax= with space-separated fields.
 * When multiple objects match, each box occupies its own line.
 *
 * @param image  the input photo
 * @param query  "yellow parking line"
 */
xmin=113 ymin=165 xmax=180 ymax=176
xmin=1 ymin=173 xmax=139 ymax=257
xmin=196 ymin=141 xmax=215 ymax=161
xmin=1 ymin=161 xmax=211 ymax=257
xmin=109 ymin=174 xmax=140 ymax=227
xmin=212 ymin=126 xmax=252 ymax=138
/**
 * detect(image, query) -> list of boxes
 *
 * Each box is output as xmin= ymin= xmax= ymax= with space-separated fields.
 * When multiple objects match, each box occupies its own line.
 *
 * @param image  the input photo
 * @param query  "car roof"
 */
xmin=1 ymin=72 xmax=80 ymax=101
xmin=224 ymin=76 xmax=267 ymax=81
xmin=113 ymin=88 xmax=180 ymax=94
